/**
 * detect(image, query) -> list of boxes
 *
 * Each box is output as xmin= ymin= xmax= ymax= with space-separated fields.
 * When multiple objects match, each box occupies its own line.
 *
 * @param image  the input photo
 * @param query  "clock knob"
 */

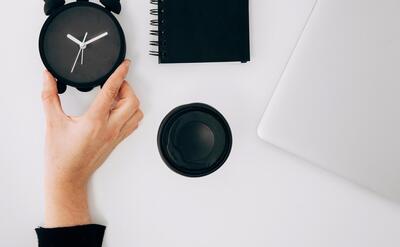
xmin=44 ymin=0 xmax=65 ymax=16
xmin=100 ymin=0 xmax=121 ymax=14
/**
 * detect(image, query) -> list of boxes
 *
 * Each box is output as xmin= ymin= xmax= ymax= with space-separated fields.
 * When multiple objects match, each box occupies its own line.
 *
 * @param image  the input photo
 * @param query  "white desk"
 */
xmin=1 ymin=0 xmax=400 ymax=246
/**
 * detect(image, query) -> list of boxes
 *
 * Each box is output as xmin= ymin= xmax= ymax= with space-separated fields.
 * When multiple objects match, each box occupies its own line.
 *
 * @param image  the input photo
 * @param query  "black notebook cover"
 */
xmin=150 ymin=0 xmax=250 ymax=64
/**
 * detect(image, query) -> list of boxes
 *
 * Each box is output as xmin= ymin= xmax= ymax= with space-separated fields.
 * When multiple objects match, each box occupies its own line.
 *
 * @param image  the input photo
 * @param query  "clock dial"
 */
xmin=39 ymin=2 xmax=126 ymax=88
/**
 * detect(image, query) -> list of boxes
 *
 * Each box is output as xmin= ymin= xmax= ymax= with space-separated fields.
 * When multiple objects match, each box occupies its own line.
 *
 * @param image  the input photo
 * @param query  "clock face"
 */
xmin=39 ymin=2 xmax=126 ymax=88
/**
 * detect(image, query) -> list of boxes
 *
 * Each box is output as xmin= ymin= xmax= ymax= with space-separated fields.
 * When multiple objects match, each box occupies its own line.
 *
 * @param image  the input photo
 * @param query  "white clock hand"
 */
xmin=71 ymin=32 xmax=88 ymax=73
xmin=67 ymin=34 xmax=83 ymax=46
xmin=85 ymin=32 xmax=109 ymax=46
xmin=81 ymin=45 xmax=84 ymax=65
xmin=81 ymin=39 xmax=87 ymax=65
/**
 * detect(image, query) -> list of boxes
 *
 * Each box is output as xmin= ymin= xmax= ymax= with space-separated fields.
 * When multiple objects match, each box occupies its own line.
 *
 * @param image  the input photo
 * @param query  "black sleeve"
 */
xmin=35 ymin=224 xmax=106 ymax=247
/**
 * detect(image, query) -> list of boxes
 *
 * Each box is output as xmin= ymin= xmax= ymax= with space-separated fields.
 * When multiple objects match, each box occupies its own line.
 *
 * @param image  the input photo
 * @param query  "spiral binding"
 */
xmin=150 ymin=0 xmax=166 ymax=58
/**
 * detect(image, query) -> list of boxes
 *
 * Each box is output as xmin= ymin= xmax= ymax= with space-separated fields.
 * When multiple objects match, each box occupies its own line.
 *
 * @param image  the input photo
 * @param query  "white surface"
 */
xmin=1 ymin=0 xmax=400 ymax=246
xmin=259 ymin=0 xmax=400 ymax=202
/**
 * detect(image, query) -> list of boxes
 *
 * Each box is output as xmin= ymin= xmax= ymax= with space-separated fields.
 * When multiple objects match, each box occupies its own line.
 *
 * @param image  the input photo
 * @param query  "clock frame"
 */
xmin=39 ymin=0 xmax=126 ymax=93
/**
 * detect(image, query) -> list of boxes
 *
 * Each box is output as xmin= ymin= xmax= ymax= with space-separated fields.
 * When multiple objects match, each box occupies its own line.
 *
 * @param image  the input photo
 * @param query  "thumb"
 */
xmin=42 ymin=71 xmax=64 ymax=121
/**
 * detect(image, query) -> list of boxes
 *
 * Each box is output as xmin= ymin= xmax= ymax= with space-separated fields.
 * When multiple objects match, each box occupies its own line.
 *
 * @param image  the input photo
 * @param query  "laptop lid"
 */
xmin=258 ymin=0 xmax=400 ymax=201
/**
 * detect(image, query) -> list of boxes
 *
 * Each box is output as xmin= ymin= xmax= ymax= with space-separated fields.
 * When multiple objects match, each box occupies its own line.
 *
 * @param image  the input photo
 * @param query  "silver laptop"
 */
xmin=258 ymin=0 xmax=400 ymax=202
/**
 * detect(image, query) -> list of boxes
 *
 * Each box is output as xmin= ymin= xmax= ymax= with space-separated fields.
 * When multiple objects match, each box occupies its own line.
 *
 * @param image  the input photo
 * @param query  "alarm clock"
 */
xmin=39 ymin=0 xmax=126 ymax=93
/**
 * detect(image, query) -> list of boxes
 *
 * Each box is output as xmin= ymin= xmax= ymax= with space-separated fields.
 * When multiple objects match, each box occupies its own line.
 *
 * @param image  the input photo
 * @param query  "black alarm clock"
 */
xmin=39 ymin=0 xmax=126 ymax=93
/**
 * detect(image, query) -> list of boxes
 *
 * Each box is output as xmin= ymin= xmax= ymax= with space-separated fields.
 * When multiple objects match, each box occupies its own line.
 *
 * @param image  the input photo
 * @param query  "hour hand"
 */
xmin=67 ymin=34 xmax=83 ymax=46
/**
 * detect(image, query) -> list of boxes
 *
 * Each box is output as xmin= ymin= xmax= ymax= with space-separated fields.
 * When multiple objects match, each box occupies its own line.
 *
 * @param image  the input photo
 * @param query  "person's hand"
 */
xmin=41 ymin=60 xmax=143 ymax=227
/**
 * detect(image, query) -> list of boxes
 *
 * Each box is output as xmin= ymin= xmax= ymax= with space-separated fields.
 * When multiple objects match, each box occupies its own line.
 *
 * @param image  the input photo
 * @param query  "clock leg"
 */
xmin=77 ymin=86 xmax=94 ymax=92
xmin=57 ymin=81 xmax=67 ymax=94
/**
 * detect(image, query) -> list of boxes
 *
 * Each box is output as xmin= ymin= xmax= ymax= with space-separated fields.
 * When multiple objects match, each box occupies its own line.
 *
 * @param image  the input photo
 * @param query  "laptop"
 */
xmin=258 ymin=0 xmax=400 ymax=202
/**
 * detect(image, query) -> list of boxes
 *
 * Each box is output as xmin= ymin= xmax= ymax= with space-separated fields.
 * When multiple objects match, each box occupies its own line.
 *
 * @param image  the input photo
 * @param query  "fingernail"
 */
xmin=125 ymin=59 xmax=131 ymax=66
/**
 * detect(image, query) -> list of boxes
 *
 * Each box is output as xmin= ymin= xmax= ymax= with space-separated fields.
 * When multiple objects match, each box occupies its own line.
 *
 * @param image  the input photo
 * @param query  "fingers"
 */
xmin=42 ymin=71 xmax=64 ymax=122
xmin=118 ymin=109 xmax=144 ymax=142
xmin=88 ymin=60 xmax=131 ymax=118
xmin=109 ymin=81 xmax=140 ymax=126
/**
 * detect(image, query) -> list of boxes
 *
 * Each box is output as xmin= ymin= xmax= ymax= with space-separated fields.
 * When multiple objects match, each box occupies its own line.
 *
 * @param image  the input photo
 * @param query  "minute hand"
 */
xmin=85 ymin=32 xmax=109 ymax=45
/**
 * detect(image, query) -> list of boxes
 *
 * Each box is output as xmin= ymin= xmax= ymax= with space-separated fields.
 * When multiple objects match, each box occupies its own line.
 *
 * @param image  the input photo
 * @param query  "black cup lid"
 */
xmin=158 ymin=103 xmax=233 ymax=177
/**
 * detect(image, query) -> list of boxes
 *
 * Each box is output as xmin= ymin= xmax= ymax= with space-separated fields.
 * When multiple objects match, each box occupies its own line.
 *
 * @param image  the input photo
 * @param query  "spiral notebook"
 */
xmin=150 ymin=0 xmax=250 ymax=64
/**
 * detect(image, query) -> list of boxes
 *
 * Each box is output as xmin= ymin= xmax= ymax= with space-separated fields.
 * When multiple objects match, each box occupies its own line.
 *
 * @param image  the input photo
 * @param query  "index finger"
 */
xmin=87 ymin=60 xmax=131 ymax=118
xmin=109 ymin=81 xmax=140 ymax=127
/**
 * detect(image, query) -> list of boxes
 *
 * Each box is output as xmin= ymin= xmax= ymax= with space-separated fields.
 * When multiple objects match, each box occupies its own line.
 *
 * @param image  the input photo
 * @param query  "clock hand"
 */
xmin=81 ymin=40 xmax=87 ymax=65
xmin=81 ymin=32 xmax=88 ymax=66
xmin=84 ymin=32 xmax=109 ymax=46
xmin=81 ymin=46 xmax=84 ymax=65
xmin=71 ymin=32 xmax=88 ymax=73
xmin=67 ymin=34 xmax=83 ymax=46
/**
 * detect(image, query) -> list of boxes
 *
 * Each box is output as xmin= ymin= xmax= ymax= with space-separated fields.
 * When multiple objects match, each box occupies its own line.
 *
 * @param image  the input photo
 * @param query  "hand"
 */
xmin=70 ymin=32 xmax=88 ymax=73
xmin=67 ymin=34 xmax=84 ymax=47
xmin=85 ymin=32 xmax=109 ymax=46
xmin=42 ymin=60 xmax=143 ymax=227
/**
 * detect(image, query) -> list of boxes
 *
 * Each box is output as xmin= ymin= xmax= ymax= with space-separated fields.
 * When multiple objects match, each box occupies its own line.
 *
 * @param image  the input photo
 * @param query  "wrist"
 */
xmin=44 ymin=178 xmax=91 ymax=228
